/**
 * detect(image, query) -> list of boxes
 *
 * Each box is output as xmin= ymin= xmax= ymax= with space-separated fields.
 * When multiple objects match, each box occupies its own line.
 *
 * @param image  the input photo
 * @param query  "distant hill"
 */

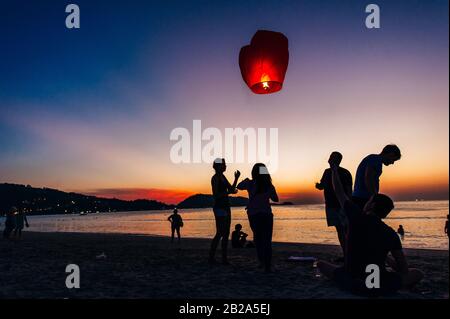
xmin=0 ymin=183 xmax=174 ymax=215
xmin=177 ymin=194 xmax=249 ymax=209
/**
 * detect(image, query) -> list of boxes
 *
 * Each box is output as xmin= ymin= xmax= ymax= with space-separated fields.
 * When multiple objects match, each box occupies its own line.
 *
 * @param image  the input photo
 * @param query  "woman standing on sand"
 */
xmin=209 ymin=158 xmax=240 ymax=265
xmin=237 ymin=163 xmax=279 ymax=273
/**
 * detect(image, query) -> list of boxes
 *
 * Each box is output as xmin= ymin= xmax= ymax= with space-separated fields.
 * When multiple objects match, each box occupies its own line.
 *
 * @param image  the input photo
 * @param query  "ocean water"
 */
xmin=17 ymin=200 xmax=450 ymax=250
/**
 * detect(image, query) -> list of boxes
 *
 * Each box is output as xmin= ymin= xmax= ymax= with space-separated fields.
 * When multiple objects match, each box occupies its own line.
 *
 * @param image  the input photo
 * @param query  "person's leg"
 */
xmin=209 ymin=216 xmax=223 ymax=262
xmin=240 ymin=236 xmax=247 ymax=247
xmin=251 ymin=214 xmax=265 ymax=267
xmin=176 ymin=227 xmax=181 ymax=242
xmin=220 ymin=215 xmax=231 ymax=263
xmin=335 ymin=224 xmax=346 ymax=256
xmin=4 ymin=225 xmax=13 ymax=239
xmin=171 ymin=226 xmax=175 ymax=243
xmin=263 ymin=213 xmax=274 ymax=272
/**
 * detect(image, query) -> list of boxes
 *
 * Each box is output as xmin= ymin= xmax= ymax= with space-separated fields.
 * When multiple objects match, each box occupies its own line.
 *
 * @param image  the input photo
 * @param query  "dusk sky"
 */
xmin=1 ymin=0 xmax=448 ymax=204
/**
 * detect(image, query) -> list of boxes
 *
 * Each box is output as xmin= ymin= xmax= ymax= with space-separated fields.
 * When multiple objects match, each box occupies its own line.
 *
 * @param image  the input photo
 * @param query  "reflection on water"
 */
xmin=23 ymin=200 xmax=449 ymax=250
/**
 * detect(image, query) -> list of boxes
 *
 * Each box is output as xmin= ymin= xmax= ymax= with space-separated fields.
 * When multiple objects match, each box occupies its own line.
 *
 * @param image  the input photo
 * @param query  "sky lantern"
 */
xmin=239 ymin=30 xmax=289 ymax=94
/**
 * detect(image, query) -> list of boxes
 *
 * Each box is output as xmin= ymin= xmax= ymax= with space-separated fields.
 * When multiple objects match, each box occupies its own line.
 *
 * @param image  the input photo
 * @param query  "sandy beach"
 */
xmin=0 ymin=231 xmax=448 ymax=299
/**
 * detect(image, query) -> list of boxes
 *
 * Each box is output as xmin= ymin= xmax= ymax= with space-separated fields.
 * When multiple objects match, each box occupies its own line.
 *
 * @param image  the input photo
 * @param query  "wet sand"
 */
xmin=0 ymin=232 xmax=448 ymax=299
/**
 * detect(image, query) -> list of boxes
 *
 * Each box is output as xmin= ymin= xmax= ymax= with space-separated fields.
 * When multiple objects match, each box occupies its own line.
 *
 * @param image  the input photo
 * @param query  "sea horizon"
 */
xmin=17 ymin=200 xmax=449 ymax=250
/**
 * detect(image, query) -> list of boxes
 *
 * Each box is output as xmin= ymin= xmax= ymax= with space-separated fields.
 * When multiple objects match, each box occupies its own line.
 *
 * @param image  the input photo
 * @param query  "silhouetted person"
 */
xmin=353 ymin=144 xmax=402 ymax=209
xmin=3 ymin=207 xmax=17 ymax=239
xmin=231 ymin=224 xmax=248 ymax=248
xmin=238 ymin=163 xmax=279 ymax=273
xmin=209 ymin=158 xmax=240 ymax=265
xmin=13 ymin=209 xmax=29 ymax=239
xmin=168 ymin=208 xmax=183 ymax=243
xmin=397 ymin=225 xmax=405 ymax=239
xmin=317 ymin=158 xmax=423 ymax=296
xmin=445 ymin=215 xmax=449 ymax=238
xmin=316 ymin=151 xmax=352 ymax=260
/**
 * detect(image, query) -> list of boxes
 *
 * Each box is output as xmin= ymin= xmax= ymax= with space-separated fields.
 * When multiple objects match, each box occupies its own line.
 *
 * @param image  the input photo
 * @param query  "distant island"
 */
xmin=0 ymin=183 xmax=296 ymax=215
xmin=177 ymin=194 xmax=249 ymax=209
xmin=0 ymin=183 xmax=174 ymax=215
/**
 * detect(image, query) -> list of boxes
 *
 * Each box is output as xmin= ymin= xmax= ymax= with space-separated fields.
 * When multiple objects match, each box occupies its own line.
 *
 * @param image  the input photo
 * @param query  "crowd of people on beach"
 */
xmin=203 ymin=144 xmax=428 ymax=296
xmin=2 ymin=206 xmax=29 ymax=240
xmin=2 ymin=143 xmax=448 ymax=297
xmin=161 ymin=143 xmax=450 ymax=296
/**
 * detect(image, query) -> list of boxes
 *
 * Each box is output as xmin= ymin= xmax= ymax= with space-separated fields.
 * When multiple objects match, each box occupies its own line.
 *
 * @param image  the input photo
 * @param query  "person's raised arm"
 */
xmin=330 ymin=163 xmax=350 ymax=209
xmin=315 ymin=171 xmax=326 ymax=190
xmin=364 ymin=165 xmax=377 ymax=195
xmin=237 ymin=178 xmax=250 ymax=191
xmin=270 ymin=185 xmax=279 ymax=202
xmin=228 ymin=170 xmax=241 ymax=194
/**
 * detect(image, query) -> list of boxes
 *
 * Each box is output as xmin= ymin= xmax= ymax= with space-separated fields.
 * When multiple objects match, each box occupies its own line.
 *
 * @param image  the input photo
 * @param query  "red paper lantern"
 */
xmin=239 ymin=30 xmax=289 ymax=94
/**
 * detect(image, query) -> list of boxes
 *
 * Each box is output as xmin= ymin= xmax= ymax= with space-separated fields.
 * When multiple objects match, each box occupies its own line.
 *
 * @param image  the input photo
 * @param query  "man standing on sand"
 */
xmin=209 ymin=158 xmax=240 ymax=265
xmin=316 ymin=151 xmax=352 ymax=260
xmin=352 ymin=144 xmax=402 ymax=209
xmin=168 ymin=208 xmax=183 ymax=243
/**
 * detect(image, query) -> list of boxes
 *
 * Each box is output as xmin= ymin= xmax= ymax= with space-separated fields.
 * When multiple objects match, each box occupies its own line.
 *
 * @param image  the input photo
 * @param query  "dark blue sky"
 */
xmin=0 ymin=0 xmax=448 ymax=202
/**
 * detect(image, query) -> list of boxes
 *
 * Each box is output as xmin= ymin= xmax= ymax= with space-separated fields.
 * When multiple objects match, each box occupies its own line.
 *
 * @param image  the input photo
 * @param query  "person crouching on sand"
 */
xmin=168 ymin=208 xmax=183 ymax=243
xmin=237 ymin=163 xmax=279 ymax=273
xmin=231 ymin=224 xmax=248 ymax=248
xmin=317 ymin=157 xmax=423 ymax=296
xmin=209 ymin=158 xmax=240 ymax=265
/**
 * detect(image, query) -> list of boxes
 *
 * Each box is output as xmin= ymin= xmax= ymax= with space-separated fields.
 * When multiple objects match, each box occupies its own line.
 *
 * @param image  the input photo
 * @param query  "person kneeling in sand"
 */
xmin=317 ymin=158 xmax=423 ymax=296
xmin=231 ymin=224 xmax=248 ymax=248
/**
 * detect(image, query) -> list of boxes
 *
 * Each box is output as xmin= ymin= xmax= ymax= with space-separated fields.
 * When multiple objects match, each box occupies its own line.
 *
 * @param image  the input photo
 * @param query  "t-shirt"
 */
xmin=343 ymin=200 xmax=402 ymax=277
xmin=211 ymin=174 xmax=232 ymax=209
xmin=353 ymin=154 xmax=383 ymax=199
xmin=320 ymin=167 xmax=353 ymax=209
xmin=169 ymin=214 xmax=183 ymax=227
xmin=237 ymin=179 xmax=276 ymax=216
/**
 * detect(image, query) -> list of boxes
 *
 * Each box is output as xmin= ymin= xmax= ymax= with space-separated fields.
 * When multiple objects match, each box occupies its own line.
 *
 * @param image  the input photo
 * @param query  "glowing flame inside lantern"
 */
xmin=261 ymin=74 xmax=270 ymax=90
xmin=239 ymin=30 xmax=289 ymax=95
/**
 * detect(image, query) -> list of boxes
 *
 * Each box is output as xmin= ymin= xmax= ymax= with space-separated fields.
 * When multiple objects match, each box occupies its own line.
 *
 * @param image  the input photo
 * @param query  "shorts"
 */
xmin=325 ymin=207 xmax=347 ymax=227
xmin=333 ymin=266 xmax=402 ymax=297
xmin=213 ymin=207 xmax=231 ymax=217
